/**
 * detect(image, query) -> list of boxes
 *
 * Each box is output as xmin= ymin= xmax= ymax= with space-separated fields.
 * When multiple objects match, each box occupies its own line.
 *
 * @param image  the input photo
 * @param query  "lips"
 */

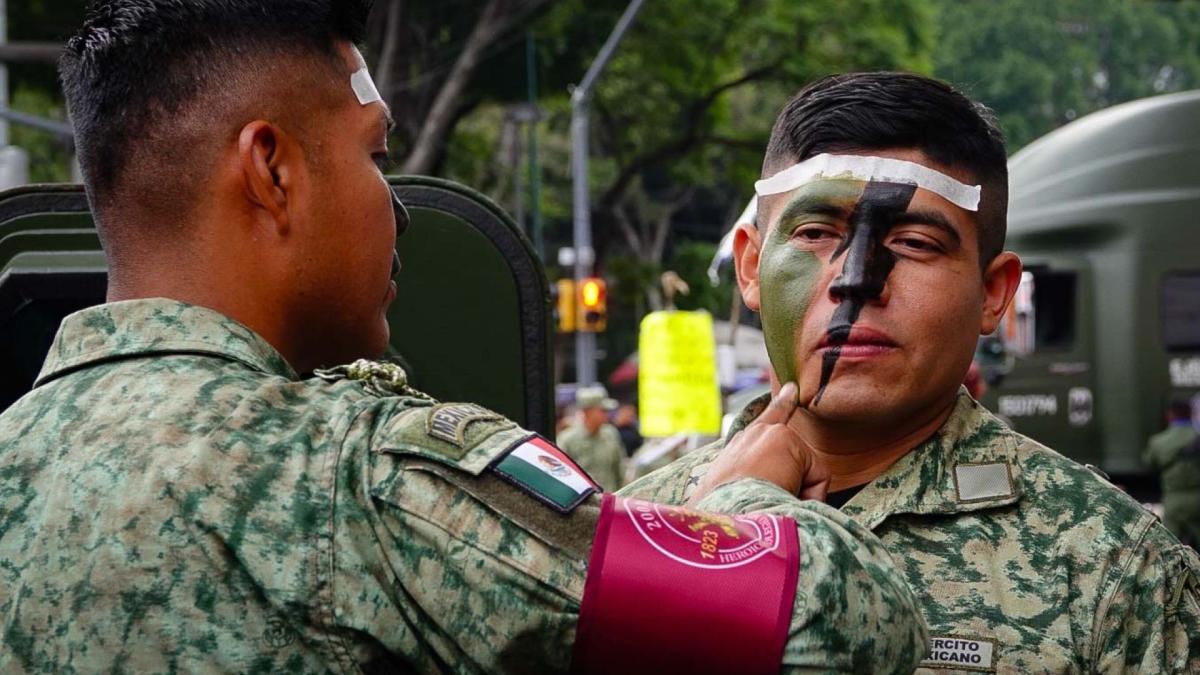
xmin=817 ymin=325 xmax=897 ymax=350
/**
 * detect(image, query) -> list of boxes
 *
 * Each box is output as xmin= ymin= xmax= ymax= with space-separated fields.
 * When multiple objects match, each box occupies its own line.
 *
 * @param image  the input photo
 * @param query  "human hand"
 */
xmin=687 ymin=382 xmax=829 ymax=506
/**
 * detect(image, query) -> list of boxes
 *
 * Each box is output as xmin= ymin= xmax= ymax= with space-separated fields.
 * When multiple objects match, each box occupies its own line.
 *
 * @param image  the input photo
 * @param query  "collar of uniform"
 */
xmin=35 ymin=298 xmax=298 ymax=386
xmin=722 ymin=388 xmax=1022 ymax=530
xmin=839 ymin=390 xmax=1023 ymax=530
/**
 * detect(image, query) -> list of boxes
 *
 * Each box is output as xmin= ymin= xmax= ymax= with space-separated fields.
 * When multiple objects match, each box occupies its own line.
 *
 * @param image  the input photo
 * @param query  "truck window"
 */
xmin=1033 ymin=270 xmax=1076 ymax=349
xmin=1162 ymin=273 xmax=1200 ymax=351
xmin=999 ymin=268 xmax=1077 ymax=355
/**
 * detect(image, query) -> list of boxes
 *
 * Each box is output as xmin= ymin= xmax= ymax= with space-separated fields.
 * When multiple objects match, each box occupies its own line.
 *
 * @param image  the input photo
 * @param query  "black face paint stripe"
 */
xmin=812 ymin=182 xmax=917 ymax=407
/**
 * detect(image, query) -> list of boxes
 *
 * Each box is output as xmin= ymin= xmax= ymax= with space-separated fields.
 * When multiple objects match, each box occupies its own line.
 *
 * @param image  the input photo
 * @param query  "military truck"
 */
xmin=0 ymin=177 xmax=556 ymax=436
xmin=979 ymin=89 xmax=1200 ymax=499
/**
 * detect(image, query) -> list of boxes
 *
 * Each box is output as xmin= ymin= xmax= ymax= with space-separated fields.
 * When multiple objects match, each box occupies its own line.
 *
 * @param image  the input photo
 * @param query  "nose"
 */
xmin=393 ymin=189 xmax=410 ymax=236
xmin=828 ymin=229 xmax=886 ymax=302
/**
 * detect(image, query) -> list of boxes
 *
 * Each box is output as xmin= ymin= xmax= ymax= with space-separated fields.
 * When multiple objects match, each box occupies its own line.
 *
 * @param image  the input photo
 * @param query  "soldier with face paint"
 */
xmin=624 ymin=72 xmax=1200 ymax=673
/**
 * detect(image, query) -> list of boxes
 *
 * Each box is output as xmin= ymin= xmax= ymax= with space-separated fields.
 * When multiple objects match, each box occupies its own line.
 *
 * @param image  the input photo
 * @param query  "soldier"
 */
xmin=622 ymin=72 xmax=1200 ymax=673
xmin=558 ymin=386 xmax=627 ymax=490
xmin=1144 ymin=399 xmax=1200 ymax=547
xmin=0 ymin=2 xmax=928 ymax=673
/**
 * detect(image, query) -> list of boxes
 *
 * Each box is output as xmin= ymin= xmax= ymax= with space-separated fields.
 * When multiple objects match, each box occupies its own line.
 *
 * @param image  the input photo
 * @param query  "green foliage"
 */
xmin=10 ymin=87 xmax=72 ymax=184
xmin=933 ymin=0 xmax=1200 ymax=152
xmin=668 ymin=240 xmax=733 ymax=317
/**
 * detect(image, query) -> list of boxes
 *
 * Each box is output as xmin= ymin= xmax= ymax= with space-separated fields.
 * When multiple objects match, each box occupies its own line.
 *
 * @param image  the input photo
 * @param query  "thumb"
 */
xmin=758 ymin=382 xmax=799 ymax=425
xmin=798 ymin=460 xmax=830 ymax=501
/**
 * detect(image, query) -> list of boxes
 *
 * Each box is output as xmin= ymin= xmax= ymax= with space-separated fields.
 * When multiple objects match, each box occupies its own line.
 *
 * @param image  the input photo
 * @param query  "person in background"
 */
xmin=1144 ymin=399 xmax=1200 ymax=547
xmin=613 ymin=402 xmax=643 ymax=457
xmin=559 ymin=385 xmax=626 ymax=490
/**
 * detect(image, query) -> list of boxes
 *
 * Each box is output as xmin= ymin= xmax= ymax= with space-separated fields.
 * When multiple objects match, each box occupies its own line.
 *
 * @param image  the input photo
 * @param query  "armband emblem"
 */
xmin=573 ymin=495 xmax=799 ymax=674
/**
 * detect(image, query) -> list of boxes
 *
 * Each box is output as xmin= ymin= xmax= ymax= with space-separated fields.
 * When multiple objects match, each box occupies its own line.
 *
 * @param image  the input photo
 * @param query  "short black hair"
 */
xmin=1168 ymin=399 xmax=1193 ymax=421
xmin=60 ymin=0 xmax=370 ymax=226
xmin=763 ymin=72 xmax=1009 ymax=265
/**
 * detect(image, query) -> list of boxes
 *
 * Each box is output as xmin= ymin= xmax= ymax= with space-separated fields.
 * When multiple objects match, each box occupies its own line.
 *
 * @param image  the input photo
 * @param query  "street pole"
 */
xmin=0 ymin=0 xmax=9 ymax=148
xmin=525 ymin=31 xmax=544 ymax=259
xmin=571 ymin=0 xmax=645 ymax=385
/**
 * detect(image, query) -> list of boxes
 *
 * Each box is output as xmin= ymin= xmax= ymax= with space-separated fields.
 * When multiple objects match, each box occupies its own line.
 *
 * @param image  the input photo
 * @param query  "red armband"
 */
xmin=572 ymin=494 xmax=800 ymax=675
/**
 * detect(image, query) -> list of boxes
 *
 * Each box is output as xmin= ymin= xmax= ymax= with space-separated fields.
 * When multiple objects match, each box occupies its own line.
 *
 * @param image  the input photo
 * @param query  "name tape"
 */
xmin=754 ymin=153 xmax=981 ymax=212
xmin=920 ymin=635 xmax=996 ymax=672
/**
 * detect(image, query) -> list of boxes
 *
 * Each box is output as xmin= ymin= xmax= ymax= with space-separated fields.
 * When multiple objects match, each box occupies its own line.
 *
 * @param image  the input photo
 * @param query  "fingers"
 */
xmin=757 ymin=382 xmax=799 ymax=425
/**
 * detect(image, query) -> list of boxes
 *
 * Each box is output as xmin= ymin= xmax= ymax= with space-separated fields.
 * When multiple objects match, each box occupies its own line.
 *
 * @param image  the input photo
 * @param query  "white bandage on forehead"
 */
xmin=753 ymin=153 xmax=981 ymax=212
xmin=351 ymin=67 xmax=382 ymax=106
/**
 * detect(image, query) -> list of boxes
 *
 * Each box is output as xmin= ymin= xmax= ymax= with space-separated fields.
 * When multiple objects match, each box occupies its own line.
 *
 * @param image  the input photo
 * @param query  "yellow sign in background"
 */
xmin=638 ymin=310 xmax=722 ymax=437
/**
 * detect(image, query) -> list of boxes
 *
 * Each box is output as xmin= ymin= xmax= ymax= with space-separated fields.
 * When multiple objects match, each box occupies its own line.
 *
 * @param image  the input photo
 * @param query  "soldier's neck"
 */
xmin=789 ymin=393 xmax=958 ymax=492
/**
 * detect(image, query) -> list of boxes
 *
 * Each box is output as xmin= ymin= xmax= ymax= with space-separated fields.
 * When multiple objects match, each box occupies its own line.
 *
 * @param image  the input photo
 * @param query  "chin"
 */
xmin=803 ymin=378 xmax=906 ymax=421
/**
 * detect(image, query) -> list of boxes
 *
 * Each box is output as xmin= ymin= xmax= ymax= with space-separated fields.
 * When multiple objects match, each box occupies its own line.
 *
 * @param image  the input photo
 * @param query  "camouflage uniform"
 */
xmin=622 ymin=389 xmax=1200 ymax=674
xmin=556 ymin=422 xmax=626 ymax=491
xmin=1143 ymin=423 xmax=1200 ymax=546
xmin=0 ymin=299 xmax=928 ymax=674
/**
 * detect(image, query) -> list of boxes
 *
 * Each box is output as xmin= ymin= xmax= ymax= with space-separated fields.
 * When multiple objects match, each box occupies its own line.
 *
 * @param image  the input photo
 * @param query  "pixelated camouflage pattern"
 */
xmin=621 ymin=390 xmax=1200 ymax=674
xmin=556 ymin=423 xmax=626 ymax=491
xmin=0 ymin=299 xmax=927 ymax=674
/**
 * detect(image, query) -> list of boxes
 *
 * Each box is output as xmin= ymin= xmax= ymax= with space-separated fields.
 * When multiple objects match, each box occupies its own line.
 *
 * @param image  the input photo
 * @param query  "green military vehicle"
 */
xmin=0 ymin=177 xmax=556 ymax=436
xmin=978 ymin=89 xmax=1200 ymax=499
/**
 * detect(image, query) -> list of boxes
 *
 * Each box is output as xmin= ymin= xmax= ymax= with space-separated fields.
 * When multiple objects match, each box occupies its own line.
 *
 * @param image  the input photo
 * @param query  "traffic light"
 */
xmin=577 ymin=277 xmax=607 ymax=332
xmin=555 ymin=279 xmax=576 ymax=333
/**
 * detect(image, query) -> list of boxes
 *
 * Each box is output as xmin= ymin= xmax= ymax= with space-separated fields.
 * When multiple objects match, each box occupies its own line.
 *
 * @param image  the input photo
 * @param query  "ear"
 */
xmin=980 ymin=251 xmax=1022 ymax=335
xmin=237 ymin=120 xmax=299 ymax=236
xmin=733 ymin=221 xmax=763 ymax=311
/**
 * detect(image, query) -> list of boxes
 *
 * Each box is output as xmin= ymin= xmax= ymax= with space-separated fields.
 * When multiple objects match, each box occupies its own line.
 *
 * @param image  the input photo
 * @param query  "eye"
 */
xmin=889 ymin=233 xmax=942 ymax=254
xmin=792 ymin=224 xmax=839 ymax=242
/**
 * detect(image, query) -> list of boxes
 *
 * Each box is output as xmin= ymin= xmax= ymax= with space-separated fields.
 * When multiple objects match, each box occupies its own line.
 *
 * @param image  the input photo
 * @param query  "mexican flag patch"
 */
xmin=491 ymin=435 xmax=599 ymax=513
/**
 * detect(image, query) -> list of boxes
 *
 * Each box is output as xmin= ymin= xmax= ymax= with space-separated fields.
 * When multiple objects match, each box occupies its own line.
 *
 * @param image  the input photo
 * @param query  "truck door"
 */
xmin=981 ymin=259 xmax=1100 ymax=466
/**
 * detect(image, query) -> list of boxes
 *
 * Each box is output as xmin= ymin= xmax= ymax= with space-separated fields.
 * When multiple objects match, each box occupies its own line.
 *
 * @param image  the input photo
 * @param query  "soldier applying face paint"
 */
xmin=623 ymin=72 xmax=1200 ymax=673
xmin=0 ymin=3 xmax=929 ymax=674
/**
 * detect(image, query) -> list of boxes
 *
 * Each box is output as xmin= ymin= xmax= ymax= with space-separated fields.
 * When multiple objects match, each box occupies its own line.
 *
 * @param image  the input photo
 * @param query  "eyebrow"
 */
xmin=776 ymin=194 xmax=850 ymax=225
xmin=379 ymin=104 xmax=396 ymax=134
xmin=892 ymin=209 xmax=962 ymax=246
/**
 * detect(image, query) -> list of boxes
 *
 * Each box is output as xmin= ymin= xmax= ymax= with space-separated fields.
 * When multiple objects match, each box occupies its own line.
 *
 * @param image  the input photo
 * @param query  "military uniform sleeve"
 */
xmin=1092 ymin=522 xmax=1200 ymax=673
xmin=331 ymin=401 xmax=594 ymax=674
xmin=696 ymin=478 xmax=929 ymax=674
xmin=619 ymin=443 xmax=720 ymax=504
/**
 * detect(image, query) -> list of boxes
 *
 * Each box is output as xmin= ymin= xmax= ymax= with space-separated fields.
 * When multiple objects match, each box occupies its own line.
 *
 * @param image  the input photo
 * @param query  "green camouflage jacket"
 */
xmin=0 ymin=299 xmax=927 ymax=674
xmin=621 ymin=390 xmax=1200 ymax=674
xmin=556 ymin=423 xmax=626 ymax=491
xmin=1143 ymin=424 xmax=1200 ymax=496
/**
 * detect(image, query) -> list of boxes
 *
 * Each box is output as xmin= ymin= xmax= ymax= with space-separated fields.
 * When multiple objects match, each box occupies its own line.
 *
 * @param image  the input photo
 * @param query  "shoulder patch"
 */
xmin=490 ymin=435 xmax=599 ymax=514
xmin=954 ymin=462 xmax=1014 ymax=502
xmin=427 ymin=403 xmax=504 ymax=447
xmin=378 ymin=404 xmax=522 ymax=465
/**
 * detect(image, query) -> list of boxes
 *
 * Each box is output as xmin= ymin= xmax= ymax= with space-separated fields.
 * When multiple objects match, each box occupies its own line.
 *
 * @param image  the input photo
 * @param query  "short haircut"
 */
xmin=1168 ymin=399 xmax=1193 ymax=421
xmin=763 ymin=72 xmax=1009 ymax=266
xmin=59 ymin=0 xmax=370 ymax=238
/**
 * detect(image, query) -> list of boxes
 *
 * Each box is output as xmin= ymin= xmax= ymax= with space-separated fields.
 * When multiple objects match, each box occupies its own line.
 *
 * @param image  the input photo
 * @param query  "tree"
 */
xmin=366 ymin=0 xmax=553 ymax=175
xmin=933 ymin=0 xmax=1200 ymax=152
xmin=531 ymin=0 xmax=935 ymax=310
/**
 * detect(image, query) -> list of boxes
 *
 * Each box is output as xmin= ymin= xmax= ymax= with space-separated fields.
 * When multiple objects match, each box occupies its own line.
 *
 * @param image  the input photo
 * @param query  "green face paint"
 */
xmin=757 ymin=180 xmax=866 ymax=387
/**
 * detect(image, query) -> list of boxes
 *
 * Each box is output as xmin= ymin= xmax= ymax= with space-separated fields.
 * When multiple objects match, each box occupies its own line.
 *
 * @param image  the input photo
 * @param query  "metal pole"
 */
xmin=571 ymin=0 xmax=646 ymax=385
xmin=0 ymin=0 xmax=9 ymax=148
xmin=526 ymin=31 xmax=544 ymax=259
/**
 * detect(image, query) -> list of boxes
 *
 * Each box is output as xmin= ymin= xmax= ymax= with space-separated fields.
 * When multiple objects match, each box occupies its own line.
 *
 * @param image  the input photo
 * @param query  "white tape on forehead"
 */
xmin=351 ymin=67 xmax=382 ymax=106
xmin=754 ymin=153 xmax=981 ymax=212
